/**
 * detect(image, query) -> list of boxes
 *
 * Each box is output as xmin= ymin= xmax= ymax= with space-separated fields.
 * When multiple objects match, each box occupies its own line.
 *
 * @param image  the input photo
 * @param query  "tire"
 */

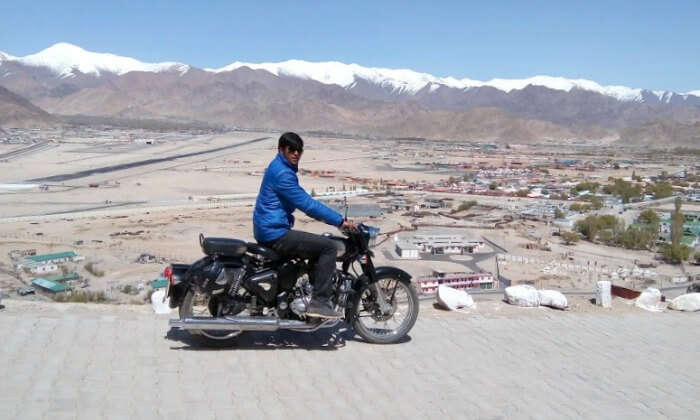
xmin=351 ymin=275 xmax=419 ymax=344
xmin=178 ymin=288 xmax=243 ymax=345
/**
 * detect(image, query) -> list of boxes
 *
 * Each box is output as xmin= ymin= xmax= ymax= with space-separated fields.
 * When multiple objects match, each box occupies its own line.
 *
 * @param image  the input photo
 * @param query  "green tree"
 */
xmin=604 ymin=178 xmax=643 ymax=203
xmin=670 ymin=197 xmax=684 ymax=247
xmin=516 ymin=189 xmax=530 ymax=197
xmin=571 ymin=181 xmax=600 ymax=195
xmin=637 ymin=209 xmax=660 ymax=227
xmin=646 ymin=182 xmax=674 ymax=199
xmin=554 ymin=208 xmax=565 ymax=219
xmin=660 ymin=243 xmax=692 ymax=264
xmin=561 ymin=231 xmax=580 ymax=245
xmin=580 ymin=195 xmax=604 ymax=210
xmin=575 ymin=215 xmax=600 ymax=241
xmin=575 ymin=215 xmax=623 ymax=243
xmin=618 ymin=226 xmax=654 ymax=250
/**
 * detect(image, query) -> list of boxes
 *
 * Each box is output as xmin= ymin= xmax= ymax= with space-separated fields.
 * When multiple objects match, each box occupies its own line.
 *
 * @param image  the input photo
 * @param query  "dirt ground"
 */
xmin=1 ymin=131 xmax=696 ymax=304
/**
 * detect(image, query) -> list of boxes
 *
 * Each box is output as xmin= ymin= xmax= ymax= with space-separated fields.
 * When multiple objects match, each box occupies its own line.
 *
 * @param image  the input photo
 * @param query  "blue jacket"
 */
xmin=253 ymin=153 xmax=344 ymax=242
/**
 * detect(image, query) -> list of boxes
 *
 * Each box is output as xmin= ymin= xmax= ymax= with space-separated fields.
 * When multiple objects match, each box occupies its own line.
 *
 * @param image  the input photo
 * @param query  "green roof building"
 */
xmin=32 ymin=278 xmax=70 ymax=293
xmin=26 ymin=251 xmax=77 ymax=263
xmin=40 ymin=272 xmax=80 ymax=283
xmin=151 ymin=276 xmax=168 ymax=289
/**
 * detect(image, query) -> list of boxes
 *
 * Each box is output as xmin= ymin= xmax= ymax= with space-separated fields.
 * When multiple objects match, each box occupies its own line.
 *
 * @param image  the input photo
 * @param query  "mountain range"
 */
xmin=1 ymin=42 xmax=699 ymax=145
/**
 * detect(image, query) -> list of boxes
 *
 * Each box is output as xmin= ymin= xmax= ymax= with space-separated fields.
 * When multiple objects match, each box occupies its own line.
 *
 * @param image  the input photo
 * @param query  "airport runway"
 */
xmin=26 ymin=136 xmax=270 ymax=183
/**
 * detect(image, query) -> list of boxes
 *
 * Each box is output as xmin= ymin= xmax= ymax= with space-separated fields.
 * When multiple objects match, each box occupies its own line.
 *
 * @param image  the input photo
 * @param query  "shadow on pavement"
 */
xmin=165 ymin=324 xmax=412 ymax=350
xmin=165 ymin=324 xmax=354 ymax=351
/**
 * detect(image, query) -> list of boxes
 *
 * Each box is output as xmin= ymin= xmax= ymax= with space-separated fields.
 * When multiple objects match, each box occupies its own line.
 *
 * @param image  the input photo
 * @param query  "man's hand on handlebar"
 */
xmin=340 ymin=219 xmax=358 ymax=233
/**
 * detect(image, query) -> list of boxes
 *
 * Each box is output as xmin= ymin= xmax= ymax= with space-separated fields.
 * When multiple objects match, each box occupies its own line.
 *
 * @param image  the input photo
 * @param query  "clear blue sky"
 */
xmin=2 ymin=0 xmax=698 ymax=92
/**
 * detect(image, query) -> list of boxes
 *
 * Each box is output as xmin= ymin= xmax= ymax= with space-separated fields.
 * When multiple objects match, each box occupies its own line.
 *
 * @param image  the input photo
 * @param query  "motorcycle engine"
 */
xmin=290 ymin=296 xmax=310 ymax=316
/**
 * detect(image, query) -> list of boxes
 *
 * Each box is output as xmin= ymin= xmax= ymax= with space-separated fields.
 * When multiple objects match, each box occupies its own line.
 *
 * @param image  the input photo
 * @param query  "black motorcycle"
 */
xmin=166 ymin=223 xmax=419 ymax=345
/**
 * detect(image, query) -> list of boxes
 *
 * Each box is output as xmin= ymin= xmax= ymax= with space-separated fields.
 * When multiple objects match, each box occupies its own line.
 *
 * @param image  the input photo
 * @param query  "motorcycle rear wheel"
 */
xmin=179 ymin=288 xmax=244 ymax=343
xmin=351 ymin=276 xmax=419 ymax=344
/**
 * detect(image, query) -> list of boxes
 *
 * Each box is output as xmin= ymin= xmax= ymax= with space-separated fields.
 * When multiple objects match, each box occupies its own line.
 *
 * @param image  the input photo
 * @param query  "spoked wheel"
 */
xmin=351 ymin=276 xmax=419 ymax=344
xmin=179 ymin=289 xmax=243 ymax=343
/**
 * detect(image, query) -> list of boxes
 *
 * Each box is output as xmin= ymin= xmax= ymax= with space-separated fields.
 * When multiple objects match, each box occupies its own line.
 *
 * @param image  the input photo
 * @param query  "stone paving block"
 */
xmin=2 ymin=302 xmax=700 ymax=419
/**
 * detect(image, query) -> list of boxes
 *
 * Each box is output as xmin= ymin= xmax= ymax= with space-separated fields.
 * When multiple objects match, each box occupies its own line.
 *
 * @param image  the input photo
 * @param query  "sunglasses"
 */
xmin=287 ymin=146 xmax=303 ymax=155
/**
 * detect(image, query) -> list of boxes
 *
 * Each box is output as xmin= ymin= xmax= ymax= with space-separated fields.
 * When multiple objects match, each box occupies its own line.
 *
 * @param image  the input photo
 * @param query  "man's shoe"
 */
xmin=306 ymin=299 xmax=343 ymax=319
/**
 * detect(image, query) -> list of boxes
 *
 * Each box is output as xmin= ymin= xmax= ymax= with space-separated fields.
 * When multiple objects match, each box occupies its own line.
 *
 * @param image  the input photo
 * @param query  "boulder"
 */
xmin=437 ymin=285 xmax=475 ymax=310
xmin=151 ymin=289 xmax=172 ymax=314
xmin=504 ymin=285 xmax=540 ymax=307
xmin=538 ymin=290 xmax=568 ymax=309
xmin=668 ymin=293 xmax=700 ymax=312
xmin=635 ymin=287 xmax=663 ymax=312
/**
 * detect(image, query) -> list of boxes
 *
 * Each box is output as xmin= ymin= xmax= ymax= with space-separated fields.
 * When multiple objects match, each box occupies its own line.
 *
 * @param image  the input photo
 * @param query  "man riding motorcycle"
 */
xmin=253 ymin=132 xmax=356 ymax=319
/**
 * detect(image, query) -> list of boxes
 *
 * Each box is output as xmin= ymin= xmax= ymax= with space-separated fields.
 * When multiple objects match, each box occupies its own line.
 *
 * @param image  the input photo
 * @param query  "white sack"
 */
xmin=538 ymin=290 xmax=568 ymax=309
xmin=504 ymin=285 xmax=540 ymax=307
xmin=596 ymin=281 xmax=611 ymax=308
xmin=151 ymin=289 xmax=172 ymax=314
xmin=668 ymin=293 xmax=700 ymax=312
xmin=635 ymin=287 xmax=663 ymax=312
xmin=437 ymin=285 xmax=475 ymax=310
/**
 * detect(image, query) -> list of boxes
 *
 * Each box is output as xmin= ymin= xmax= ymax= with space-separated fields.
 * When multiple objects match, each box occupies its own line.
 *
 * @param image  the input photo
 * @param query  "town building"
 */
xmin=417 ymin=270 xmax=496 ymax=295
xmin=31 ymin=278 xmax=70 ymax=293
xmin=400 ymin=233 xmax=484 ymax=255
xmin=25 ymin=251 xmax=82 ymax=265
xmin=15 ymin=251 xmax=83 ymax=273
xmin=328 ymin=203 xmax=383 ymax=218
xmin=395 ymin=241 xmax=419 ymax=259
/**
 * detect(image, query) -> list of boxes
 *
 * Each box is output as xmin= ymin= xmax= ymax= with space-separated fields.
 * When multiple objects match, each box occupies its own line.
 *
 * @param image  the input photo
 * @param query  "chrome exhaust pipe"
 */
xmin=169 ymin=316 xmax=340 ymax=332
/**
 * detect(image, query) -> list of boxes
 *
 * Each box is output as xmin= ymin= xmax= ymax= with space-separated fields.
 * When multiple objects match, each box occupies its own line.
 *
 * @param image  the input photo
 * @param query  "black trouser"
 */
xmin=264 ymin=230 xmax=338 ymax=300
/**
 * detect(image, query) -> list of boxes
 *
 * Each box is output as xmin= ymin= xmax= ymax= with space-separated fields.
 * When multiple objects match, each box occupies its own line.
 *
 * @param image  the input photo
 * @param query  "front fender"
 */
xmin=374 ymin=266 xmax=412 ymax=282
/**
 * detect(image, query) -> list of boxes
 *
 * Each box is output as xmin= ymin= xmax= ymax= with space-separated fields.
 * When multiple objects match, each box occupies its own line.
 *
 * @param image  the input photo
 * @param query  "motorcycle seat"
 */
xmin=199 ymin=234 xmax=248 ymax=257
xmin=247 ymin=242 xmax=280 ymax=261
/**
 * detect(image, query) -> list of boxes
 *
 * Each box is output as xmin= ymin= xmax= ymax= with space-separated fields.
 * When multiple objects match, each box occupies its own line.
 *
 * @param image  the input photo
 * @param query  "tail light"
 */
xmin=164 ymin=265 xmax=173 ymax=283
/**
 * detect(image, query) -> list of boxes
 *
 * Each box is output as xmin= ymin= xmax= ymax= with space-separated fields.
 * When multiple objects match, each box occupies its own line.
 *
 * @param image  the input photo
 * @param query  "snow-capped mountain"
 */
xmin=0 ymin=43 xmax=188 ymax=78
xmin=1 ymin=42 xmax=699 ymax=145
xmin=1 ymin=43 xmax=697 ymax=103
xmin=209 ymin=59 xmax=655 ymax=102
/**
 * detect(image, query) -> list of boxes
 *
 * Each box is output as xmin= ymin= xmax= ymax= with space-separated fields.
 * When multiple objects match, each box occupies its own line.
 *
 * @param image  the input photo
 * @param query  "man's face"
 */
xmin=281 ymin=145 xmax=303 ymax=166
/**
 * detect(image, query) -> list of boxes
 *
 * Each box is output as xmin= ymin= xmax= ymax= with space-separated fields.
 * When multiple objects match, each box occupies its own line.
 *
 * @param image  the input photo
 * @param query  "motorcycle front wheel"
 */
xmin=179 ymin=288 xmax=243 ymax=344
xmin=351 ymin=275 xmax=419 ymax=344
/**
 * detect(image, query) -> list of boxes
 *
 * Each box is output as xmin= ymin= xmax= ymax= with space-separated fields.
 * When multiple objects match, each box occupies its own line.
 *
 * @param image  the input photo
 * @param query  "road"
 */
xmin=0 ymin=300 xmax=697 ymax=419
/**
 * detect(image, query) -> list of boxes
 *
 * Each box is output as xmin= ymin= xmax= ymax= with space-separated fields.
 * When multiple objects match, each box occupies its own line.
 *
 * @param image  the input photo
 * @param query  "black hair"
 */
xmin=278 ymin=132 xmax=304 ymax=152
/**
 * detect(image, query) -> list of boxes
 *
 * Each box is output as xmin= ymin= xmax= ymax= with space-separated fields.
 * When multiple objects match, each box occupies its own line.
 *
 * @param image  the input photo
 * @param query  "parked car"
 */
xmin=17 ymin=287 xmax=35 ymax=296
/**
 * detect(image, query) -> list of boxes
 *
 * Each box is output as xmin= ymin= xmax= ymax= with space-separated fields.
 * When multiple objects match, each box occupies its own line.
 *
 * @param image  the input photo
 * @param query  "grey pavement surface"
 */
xmin=0 ymin=299 xmax=698 ymax=420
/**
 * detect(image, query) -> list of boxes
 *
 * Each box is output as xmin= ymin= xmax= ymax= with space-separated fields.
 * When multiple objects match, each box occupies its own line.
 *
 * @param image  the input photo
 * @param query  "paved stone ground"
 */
xmin=0 ymin=300 xmax=698 ymax=420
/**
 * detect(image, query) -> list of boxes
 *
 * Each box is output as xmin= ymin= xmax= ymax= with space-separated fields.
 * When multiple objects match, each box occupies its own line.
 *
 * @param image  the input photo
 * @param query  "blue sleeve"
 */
xmin=274 ymin=171 xmax=344 ymax=226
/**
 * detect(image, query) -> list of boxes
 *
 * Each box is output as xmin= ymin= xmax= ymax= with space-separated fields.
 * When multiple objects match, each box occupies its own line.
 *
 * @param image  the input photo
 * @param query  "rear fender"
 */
xmin=167 ymin=263 xmax=190 ymax=308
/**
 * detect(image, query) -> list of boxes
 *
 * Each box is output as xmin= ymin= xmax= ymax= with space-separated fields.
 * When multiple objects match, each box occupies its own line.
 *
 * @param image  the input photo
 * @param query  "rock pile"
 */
xmin=504 ymin=285 xmax=568 ymax=309
xmin=634 ymin=287 xmax=664 ymax=312
xmin=436 ymin=285 xmax=475 ymax=310
xmin=668 ymin=293 xmax=700 ymax=312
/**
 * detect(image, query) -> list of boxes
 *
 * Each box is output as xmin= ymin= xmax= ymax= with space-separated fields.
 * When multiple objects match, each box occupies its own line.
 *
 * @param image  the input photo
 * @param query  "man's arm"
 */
xmin=275 ymin=171 xmax=344 ymax=226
